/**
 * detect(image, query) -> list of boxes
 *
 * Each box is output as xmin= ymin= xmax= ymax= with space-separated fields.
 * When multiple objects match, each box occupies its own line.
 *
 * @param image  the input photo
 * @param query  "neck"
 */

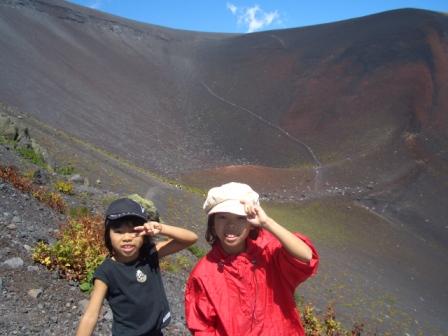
xmin=219 ymin=241 xmax=246 ymax=255
xmin=112 ymin=254 xmax=139 ymax=264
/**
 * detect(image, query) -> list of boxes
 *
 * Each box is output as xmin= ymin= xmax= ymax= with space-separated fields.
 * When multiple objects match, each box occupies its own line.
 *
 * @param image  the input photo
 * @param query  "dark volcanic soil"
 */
xmin=1 ymin=2 xmax=448 ymax=335
xmin=2 ymin=117 xmax=448 ymax=335
xmin=0 ymin=145 xmax=193 ymax=335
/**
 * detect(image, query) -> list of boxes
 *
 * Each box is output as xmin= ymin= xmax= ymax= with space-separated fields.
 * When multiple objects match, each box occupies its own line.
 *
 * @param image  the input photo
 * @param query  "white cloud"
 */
xmin=227 ymin=2 xmax=237 ymax=15
xmin=227 ymin=3 xmax=280 ymax=33
xmin=87 ymin=0 xmax=103 ymax=9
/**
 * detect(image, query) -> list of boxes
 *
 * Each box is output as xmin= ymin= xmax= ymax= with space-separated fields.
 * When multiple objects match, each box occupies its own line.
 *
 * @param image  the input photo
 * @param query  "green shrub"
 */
xmin=16 ymin=146 xmax=46 ymax=167
xmin=55 ymin=180 xmax=74 ymax=194
xmin=69 ymin=206 xmax=90 ymax=218
xmin=127 ymin=193 xmax=160 ymax=221
xmin=300 ymin=302 xmax=364 ymax=335
xmin=32 ymin=189 xmax=67 ymax=213
xmin=188 ymin=244 xmax=206 ymax=258
xmin=33 ymin=215 xmax=107 ymax=293
xmin=56 ymin=164 xmax=75 ymax=176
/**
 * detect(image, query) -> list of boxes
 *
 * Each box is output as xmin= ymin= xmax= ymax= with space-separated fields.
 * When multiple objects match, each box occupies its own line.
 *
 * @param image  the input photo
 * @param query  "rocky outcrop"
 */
xmin=0 ymin=110 xmax=49 ymax=164
xmin=127 ymin=193 xmax=161 ymax=222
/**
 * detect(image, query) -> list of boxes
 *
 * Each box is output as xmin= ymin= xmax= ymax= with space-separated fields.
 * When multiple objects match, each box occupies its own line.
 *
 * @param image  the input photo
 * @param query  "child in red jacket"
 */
xmin=185 ymin=182 xmax=319 ymax=336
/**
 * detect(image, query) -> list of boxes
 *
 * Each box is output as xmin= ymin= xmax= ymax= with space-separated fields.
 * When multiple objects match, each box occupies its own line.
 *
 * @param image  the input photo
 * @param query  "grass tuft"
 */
xmin=188 ymin=244 xmax=207 ymax=258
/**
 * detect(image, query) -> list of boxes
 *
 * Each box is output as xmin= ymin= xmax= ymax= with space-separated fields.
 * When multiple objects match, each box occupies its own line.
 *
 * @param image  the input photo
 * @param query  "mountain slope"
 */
xmin=1 ymin=2 xmax=447 ymax=176
xmin=1 ymin=1 xmax=448 ymax=334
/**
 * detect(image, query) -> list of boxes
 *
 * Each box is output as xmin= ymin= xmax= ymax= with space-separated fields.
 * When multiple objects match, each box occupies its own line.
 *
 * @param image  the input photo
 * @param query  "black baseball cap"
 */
xmin=105 ymin=198 xmax=148 ymax=223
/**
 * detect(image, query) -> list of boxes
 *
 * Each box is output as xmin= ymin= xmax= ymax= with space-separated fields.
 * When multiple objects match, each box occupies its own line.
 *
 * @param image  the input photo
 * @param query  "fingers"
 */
xmin=241 ymin=200 xmax=268 ymax=228
xmin=240 ymin=199 xmax=256 ymax=213
xmin=134 ymin=221 xmax=162 ymax=236
xmin=240 ymin=200 xmax=259 ymax=223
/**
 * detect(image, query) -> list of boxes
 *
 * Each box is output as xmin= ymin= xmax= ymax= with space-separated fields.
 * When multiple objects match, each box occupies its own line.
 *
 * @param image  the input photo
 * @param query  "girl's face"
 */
xmin=213 ymin=212 xmax=252 ymax=255
xmin=109 ymin=221 xmax=144 ymax=263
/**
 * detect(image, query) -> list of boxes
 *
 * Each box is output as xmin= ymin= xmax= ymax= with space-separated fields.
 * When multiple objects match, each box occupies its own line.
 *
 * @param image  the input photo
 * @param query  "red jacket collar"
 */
xmin=208 ymin=229 xmax=272 ymax=262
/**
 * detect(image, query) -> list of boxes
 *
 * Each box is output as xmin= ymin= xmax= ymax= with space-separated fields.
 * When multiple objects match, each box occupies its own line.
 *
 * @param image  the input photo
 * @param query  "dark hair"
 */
xmin=205 ymin=213 xmax=260 ymax=245
xmin=104 ymin=217 xmax=154 ymax=259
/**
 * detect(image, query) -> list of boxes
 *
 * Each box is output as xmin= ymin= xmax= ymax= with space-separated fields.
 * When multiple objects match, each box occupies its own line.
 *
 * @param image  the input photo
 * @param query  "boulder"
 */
xmin=33 ymin=169 xmax=50 ymax=185
xmin=0 ymin=115 xmax=18 ymax=141
xmin=16 ymin=127 xmax=32 ymax=148
xmin=126 ymin=194 xmax=160 ymax=222
xmin=0 ymin=113 xmax=50 ymax=168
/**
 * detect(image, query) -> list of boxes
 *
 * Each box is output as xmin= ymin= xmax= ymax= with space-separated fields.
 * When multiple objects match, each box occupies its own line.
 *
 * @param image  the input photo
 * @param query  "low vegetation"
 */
xmin=187 ymin=245 xmax=207 ymax=258
xmin=0 ymin=129 xmax=47 ymax=169
xmin=54 ymin=180 xmax=74 ymax=195
xmin=16 ymin=146 xmax=47 ymax=168
xmin=0 ymin=165 xmax=66 ymax=213
xmin=55 ymin=163 xmax=75 ymax=176
xmin=32 ymin=215 xmax=106 ymax=293
xmin=0 ymin=144 xmax=367 ymax=334
xmin=160 ymin=254 xmax=194 ymax=273
xmin=300 ymin=303 xmax=364 ymax=336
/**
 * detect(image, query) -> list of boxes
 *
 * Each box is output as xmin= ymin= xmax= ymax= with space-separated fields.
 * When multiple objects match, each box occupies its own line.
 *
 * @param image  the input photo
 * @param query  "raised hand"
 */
xmin=134 ymin=221 xmax=163 ymax=237
xmin=241 ymin=200 xmax=269 ymax=227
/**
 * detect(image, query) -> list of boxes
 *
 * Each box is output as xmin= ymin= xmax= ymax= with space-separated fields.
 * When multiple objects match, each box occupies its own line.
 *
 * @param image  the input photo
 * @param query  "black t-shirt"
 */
xmin=94 ymin=251 xmax=171 ymax=336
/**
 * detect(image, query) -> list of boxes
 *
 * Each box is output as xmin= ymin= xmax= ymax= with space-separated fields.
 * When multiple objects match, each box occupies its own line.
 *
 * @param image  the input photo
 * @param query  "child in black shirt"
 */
xmin=76 ymin=198 xmax=198 ymax=336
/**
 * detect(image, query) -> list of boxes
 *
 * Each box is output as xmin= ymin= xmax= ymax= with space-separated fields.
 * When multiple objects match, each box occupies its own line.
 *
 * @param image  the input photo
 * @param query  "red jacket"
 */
xmin=185 ymin=229 xmax=319 ymax=335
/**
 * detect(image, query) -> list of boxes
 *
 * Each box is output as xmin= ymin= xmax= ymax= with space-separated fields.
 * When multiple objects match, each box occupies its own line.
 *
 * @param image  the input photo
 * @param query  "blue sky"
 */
xmin=67 ymin=0 xmax=448 ymax=33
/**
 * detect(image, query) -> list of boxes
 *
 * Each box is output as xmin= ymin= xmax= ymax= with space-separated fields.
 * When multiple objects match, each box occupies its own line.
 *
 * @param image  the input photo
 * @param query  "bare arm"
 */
xmin=76 ymin=279 xmax=108 ymax=336
xmin=134 ymin=222 xmax=198 ymax=258
xmin=243 ymin=202 xmax=312 ymax=263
